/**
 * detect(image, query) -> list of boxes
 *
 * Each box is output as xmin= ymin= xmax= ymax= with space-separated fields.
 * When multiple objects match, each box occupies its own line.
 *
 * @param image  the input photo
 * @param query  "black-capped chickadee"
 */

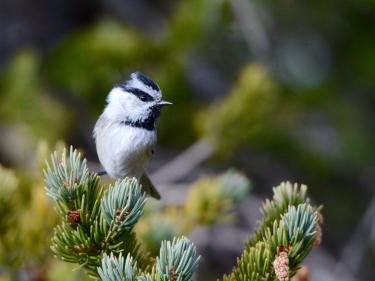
xmin=93 ymin=72 xmax=172 ymax=199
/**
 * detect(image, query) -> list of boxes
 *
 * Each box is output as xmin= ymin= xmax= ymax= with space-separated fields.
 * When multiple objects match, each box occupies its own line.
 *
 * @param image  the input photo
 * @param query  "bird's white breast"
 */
xmin=94 ymin=116 xmax=157 ymax=179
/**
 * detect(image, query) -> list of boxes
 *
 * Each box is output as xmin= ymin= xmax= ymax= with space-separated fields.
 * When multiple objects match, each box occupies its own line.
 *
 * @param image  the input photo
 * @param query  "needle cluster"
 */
xmin=223 ymin=182 xmax=320 ymax=281
xmin=44 ymin=148 xmax=320 ymax=281
xmin=44 ymin=147 xmax=200 ymax=279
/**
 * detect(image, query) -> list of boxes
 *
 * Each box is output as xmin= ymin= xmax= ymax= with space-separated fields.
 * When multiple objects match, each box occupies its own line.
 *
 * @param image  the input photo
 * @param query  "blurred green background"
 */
xmin=0 ymin=0 xmax=374 ymax=280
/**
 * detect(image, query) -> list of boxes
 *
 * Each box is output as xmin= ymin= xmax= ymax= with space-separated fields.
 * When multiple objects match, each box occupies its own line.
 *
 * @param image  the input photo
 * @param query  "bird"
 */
xmin=93 ymin=72 xmax=172 ymax=199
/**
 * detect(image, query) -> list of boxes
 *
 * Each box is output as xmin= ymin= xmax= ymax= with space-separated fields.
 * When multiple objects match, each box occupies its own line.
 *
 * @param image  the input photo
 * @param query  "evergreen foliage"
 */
xmin=44 ymin=147 xmax=200 ymax=279
xmin=98 ymin=237 xmax=200 ymax=281
xmin=0 ymin=51 xmax=71 ymax=145
xmin=223 ymin=182 xmax=320 ymax=281
xmin=0 ymin=142 xmax=61 ymax=275
xmin=184 ymin=169 xmax=251 ymax=226
xmin=44 ymin=148 xmax=320 ymax=281
xmin=98 ymin=253 xmax=138 ymax=281
xmin=156 ymin=237 xmax=200 ymax=281
xmin=203 ymin=64 xmax=285 ymax=156
xmin=136 ymin=169 xmax=251 ymax=257
xmin=246 ymin=182 xmax=309 ymax=248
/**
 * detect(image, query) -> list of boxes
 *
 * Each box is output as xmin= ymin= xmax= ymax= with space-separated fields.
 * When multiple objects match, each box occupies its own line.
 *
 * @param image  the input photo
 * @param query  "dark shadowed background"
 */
xmin=0 ymin=0 xmax=374 ymax=280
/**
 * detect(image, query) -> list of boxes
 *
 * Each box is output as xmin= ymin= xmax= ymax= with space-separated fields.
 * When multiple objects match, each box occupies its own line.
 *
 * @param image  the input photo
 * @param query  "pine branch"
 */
xmin=101 ymin=178 xmax=147 ymax=234
xmin=246 ymin=182 xmax=309 ymax=248
xmin=44 ymin=147 xmax=320 ymax=281
xmin=98 ymin=253 xmax=139 ymax=281
xmin=156 ymin=237 xmax=200 ymax=281
xmin=44 ymin=146 xmax=90 ymax=205
xmin=223 ymin=182 xmax=320 ymax=281
xmin=183 ymin=170 xmax=251 ymax=227
xmin=97 ymin=237 xmax=200 ymax=281
xmin=44 ymin=147 xmax=201 ymax=280
xmin=44 ymin=147 xmax=151 ymax=278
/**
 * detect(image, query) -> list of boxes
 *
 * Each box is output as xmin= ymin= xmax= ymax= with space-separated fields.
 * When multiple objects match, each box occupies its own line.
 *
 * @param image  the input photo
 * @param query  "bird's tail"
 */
xmin=140 ymin=173 xmax=161 ymax=199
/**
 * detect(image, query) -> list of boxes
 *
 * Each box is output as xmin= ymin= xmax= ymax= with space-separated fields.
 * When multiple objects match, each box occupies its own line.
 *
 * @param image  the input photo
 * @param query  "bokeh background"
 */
xmin=0 ymin=0 xmax=374 ymax=280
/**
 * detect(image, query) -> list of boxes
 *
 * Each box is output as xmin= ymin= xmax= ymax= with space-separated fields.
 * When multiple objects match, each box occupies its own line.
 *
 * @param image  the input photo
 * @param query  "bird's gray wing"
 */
xmin=140 ymin=173 xmax=161 ymax=199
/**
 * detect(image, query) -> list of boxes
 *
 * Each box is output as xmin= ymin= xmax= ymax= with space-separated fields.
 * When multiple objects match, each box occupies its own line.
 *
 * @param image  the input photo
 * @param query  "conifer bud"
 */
xmin=67 ymin=210 xmax=81 ymax=224
xmin=273 ymin=250 xmax=289 ymax=281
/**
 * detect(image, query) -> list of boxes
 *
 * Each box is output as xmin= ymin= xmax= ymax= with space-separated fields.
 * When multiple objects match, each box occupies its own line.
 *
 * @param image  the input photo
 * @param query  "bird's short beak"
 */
xmin=157 ymin=100 xmax=173 ymax=107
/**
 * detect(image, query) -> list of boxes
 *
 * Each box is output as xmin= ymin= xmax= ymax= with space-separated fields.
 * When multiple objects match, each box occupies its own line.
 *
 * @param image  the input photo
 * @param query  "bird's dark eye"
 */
xmin=123 ymin=87 xmax=154 ymax=102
